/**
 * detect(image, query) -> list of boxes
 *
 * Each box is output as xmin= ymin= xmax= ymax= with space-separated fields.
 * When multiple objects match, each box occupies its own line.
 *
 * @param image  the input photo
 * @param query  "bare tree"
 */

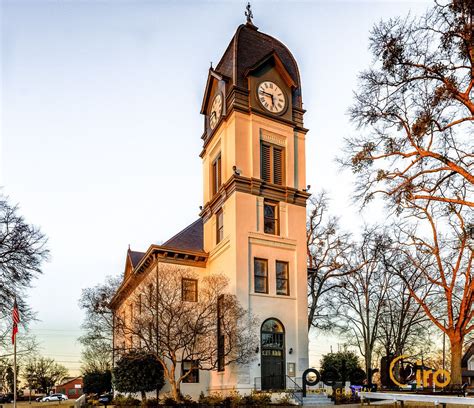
xmin=78 ymin=275 xmax=121 ymax=373
xmin=384 ymin=204 xmax=473 ymax=384
xmin=81 ymin=342 xmax=113 ymax=374
xmin=341 ymin=0 xmax=474 ymax=385
xmin=23 ymin=357 xmax=68 ymax=394
xmin=377 ymin=273 xmax=431 ymax=358
xmin=332 ymin=229 xmax=391 ymax=383
xmin=374 ymin=240 xmax=434 ymax=358
xmin=0 ymin=195 xmax=48 ymax=345
xmin=342 ymin=1 xmax=473 ymax=209
xmin=307 ymin=192 xmax=361 ymax=330
xmin=115 ymin=264 xmax=258 ymax=401
xmin=0 ymin=359 xmax=17 ymax=394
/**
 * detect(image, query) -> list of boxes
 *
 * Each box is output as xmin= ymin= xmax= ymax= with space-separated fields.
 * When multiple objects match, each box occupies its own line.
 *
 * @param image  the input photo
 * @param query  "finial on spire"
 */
xmin=210 ymin=61 xmax=213 ymax=69
xmin=245 ymin=2 xmax=254 ymax=25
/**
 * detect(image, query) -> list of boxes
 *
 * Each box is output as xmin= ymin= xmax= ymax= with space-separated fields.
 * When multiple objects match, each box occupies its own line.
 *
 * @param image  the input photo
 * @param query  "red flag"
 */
xmin=12 ymin=299 xmax=20 ymax=345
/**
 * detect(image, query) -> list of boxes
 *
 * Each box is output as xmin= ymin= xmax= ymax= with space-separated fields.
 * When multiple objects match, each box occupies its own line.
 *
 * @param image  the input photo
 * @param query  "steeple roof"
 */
xmin=215 ymin=23 xmax=302 ymax=108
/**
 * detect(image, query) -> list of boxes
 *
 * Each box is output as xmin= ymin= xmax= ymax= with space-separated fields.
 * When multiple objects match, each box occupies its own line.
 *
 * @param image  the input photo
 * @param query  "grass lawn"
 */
xmin=1 ymin=402 xmax=76 ymax=408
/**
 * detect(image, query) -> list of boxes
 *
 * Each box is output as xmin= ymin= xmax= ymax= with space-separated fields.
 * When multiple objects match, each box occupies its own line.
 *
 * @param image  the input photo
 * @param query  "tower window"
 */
xmin=276 ymin=261 xmax=289 ymax=295
xmin=182 ymin=278 xmax=198 ymax=302
xmin=254 ymin=258 xmax=268 ymax=293
xmin=264 ymin=200 xmax=279 ymax=235
xmin=261 ymin=142 xmax=284 ymax=185
xmin=216 ymin=209 xmax=224 ymax=244
xmin=212 ymin=154 xmax=222 ymax=196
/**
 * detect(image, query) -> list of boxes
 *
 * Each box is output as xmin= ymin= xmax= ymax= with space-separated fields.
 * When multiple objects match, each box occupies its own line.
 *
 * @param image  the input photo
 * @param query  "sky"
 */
xmin=1 ymin=0 xmax=432 ymax=376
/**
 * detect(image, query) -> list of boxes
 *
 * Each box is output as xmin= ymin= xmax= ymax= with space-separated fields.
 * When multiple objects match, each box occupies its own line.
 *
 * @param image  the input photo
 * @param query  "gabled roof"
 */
xmin=245 ymin=51 xmax=297 ymax=89
xmin=111 ymin=220 xmax=207 ymax=310
xmin=163 ymin=219 xmax=204 ymax=252
xmin=200 ymin=69 xmax=229 ymax=114
xmin=215 ymin=22 xmax=302 ymax=108
xmin=56 ymin=376 xmax=82 ymax=387
xmin=129 ymin=250 xmax=145 ymax=268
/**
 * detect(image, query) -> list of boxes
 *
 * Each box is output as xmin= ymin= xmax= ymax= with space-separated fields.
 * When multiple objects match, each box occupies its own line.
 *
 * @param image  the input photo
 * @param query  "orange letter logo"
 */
xmin=389 ymin=355 xmax=408 ymax=387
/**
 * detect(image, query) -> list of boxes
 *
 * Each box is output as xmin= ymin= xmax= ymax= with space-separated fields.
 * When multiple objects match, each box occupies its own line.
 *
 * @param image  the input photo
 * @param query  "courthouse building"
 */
xmin=110 ymin=10 xmax=311 ymax=397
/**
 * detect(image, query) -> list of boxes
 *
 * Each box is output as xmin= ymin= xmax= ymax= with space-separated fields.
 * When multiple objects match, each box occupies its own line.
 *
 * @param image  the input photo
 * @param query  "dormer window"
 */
xmin=212 ymin=154 xmax=222 ymax=196
xmin=261 ymin=142 xmax=284 ymax=185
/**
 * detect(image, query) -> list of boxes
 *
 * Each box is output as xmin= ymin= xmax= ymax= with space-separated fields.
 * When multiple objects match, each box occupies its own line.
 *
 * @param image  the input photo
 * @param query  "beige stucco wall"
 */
xmin=202 ymin=110 xmax=309 ymax=394
xmin=114 ymin=259 xmax=213 ymax=400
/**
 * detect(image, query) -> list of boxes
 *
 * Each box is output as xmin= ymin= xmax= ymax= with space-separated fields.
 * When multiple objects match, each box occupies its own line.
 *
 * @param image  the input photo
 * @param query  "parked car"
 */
xmin=41 ymin=394 xmax=68 ymax=402
xmin=0 ymin=394 xmax=13 ymax=403
xmin=98 ymin=394 xmax=113 ymax=405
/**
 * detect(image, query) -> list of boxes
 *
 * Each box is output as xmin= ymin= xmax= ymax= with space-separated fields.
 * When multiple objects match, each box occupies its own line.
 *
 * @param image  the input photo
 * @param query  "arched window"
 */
xmin=261 ymin=318 xmax=285 ymax=390
xmin=261 ymin=319 xmax=285 ymax=353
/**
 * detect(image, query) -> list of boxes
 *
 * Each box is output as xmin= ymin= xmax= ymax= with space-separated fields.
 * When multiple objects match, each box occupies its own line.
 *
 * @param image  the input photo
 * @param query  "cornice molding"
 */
xmin=200 ymin=85 xmax=309 ymax=157
xmin=260 ymin=129 xmax=286 ymax=147
xmin=200 ymin=175 xmax=311 ymax=222
xmin=248 ymin=231 xmax=297 ymax=250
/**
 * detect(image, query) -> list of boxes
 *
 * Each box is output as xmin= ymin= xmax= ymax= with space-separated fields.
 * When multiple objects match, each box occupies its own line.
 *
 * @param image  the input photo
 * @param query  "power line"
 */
xmin=30 ymin=329 xmax=84 ymax=332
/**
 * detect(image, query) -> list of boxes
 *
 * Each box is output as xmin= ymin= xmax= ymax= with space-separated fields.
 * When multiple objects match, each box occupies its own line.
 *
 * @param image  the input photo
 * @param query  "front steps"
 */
xmin=295 ymin=392 xmax=333 ymax=406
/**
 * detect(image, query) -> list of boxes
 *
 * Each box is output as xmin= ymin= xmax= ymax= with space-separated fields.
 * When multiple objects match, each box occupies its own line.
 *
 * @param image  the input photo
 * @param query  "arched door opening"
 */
xmin=261 ymin=318 xmax=285 ymax=390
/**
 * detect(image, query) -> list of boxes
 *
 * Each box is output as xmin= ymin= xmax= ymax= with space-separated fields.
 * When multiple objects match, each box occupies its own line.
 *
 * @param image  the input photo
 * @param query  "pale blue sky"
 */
xmin=1 ymin=0 xmax=430 ymax=375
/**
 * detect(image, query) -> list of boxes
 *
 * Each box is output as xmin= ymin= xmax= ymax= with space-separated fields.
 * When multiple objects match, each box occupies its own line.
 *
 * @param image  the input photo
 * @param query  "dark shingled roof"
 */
xmin=129 ymin=250 xmax=145 ymax=268
xmin=163 ymin=219 xmax=204 ymax=252
xmin=215 ymin=23 xmax=302 ymax=108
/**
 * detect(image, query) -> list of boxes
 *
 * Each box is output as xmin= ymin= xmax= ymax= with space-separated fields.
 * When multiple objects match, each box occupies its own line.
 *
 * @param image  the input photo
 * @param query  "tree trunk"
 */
xmin=167 ymin=364 xmax=181 ymax=402
xmin=450 ymin=336 xmax=463 ymax=385
xmin=169 ymin=380 xmax=180 ymax=402
xmin=366 ymin=357 xmax=372 ymax=385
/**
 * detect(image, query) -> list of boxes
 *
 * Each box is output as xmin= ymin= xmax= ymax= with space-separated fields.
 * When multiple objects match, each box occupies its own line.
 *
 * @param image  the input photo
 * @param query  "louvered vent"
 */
xmin=273 ymin=147 xmax=283 ymax=185
xmin=261 ymin=144 xmax=271 ymax=182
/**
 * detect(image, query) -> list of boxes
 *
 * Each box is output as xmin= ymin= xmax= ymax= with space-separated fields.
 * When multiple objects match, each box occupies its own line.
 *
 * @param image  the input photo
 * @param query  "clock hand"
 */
xmin=259 ymin=90 xmax=273 ymax=98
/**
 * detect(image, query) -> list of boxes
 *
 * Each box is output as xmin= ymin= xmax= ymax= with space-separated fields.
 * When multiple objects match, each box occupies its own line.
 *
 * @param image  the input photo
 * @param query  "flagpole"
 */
xmin=13 ymin=327 xmax=17 ymax=408
xmin=12 ymin=297 xmax=19 ymax=408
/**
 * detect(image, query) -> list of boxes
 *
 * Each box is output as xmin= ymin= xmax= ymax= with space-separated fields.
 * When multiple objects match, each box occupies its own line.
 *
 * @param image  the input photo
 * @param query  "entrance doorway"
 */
xmin=261 ymin=318 xmax=285 ymax=390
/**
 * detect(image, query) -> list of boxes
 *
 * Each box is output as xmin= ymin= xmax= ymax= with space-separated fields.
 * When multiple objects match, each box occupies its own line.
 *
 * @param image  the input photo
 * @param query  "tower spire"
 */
xmin=245 ymin=2 xmax=255 ymax=26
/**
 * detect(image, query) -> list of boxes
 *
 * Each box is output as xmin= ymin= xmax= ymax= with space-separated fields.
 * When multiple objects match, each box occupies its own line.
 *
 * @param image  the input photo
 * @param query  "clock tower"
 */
xmin=200 ymin=11 xmax=310 ymax=393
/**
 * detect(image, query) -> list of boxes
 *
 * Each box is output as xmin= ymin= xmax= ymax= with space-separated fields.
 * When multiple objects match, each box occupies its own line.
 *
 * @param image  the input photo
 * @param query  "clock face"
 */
xmin=209 ymin=93 xmax=223 ymax=130
xmin=257 ymin=81 xmax=286 ymax=114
